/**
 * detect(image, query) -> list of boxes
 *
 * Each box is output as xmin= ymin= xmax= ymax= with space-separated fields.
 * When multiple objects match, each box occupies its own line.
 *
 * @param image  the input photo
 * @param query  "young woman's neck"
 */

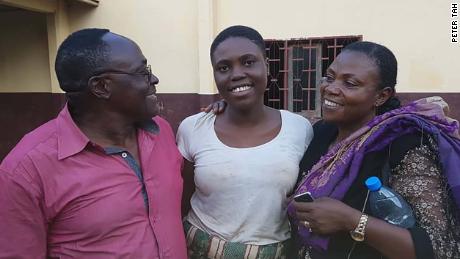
xmin=224 ymin=102 xmax=268 ymax=126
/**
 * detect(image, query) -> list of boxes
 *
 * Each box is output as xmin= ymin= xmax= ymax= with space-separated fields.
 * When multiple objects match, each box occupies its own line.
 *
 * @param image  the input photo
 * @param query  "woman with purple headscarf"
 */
xmin=289 ymin=41 xmax=460 ymax=259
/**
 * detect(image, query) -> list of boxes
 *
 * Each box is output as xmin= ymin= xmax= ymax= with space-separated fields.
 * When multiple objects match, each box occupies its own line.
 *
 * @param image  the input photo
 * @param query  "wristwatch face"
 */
xmin=350 ymin=231 xmax=365 ymax=242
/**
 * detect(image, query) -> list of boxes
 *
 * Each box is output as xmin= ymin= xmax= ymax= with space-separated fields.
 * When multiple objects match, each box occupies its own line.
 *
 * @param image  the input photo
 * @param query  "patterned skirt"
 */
xmin=184 ymin=221 xmax=293 ymax=259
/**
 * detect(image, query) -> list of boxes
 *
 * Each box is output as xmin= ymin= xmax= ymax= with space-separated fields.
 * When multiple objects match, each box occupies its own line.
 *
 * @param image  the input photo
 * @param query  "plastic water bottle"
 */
xmin=365 ymin=176 xmax=415 ymax=228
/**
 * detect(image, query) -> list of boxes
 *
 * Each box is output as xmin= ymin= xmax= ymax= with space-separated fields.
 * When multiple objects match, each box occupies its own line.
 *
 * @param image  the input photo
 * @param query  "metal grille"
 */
xmin=264 ymin=36 xmax=362 ymax=119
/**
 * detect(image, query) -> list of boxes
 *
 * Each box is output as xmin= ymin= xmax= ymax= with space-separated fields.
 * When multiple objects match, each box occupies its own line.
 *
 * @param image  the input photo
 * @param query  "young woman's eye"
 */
xmin=244 ymin=60 xmax=255 ymax=66
xmin=217 ymin=65 xmax=229 ymax=72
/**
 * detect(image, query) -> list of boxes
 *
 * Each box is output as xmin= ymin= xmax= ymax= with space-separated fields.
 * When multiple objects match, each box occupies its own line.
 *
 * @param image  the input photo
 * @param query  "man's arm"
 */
xmin=0 ymin=169 xmax=47 ymax=258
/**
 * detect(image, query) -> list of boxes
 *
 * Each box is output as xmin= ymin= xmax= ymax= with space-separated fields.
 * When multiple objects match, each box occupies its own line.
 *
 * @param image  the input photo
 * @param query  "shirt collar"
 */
xmin=57 ymin=104 xmax=91 ymax=160
xmin=57 ymin=104 xmax=160 ymax=160
xmin=137 ymin=119 xmax=160 ymax=135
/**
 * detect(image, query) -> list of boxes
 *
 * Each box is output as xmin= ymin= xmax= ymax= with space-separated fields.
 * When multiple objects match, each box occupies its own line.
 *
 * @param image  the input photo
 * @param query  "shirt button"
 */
xmin=121 ymin=152 xmax=128 ymax=158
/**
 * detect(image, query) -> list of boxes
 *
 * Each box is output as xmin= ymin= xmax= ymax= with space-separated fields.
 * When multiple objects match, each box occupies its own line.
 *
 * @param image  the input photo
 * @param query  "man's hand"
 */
xmin=201 ymin=100 xmax=227 ymax=114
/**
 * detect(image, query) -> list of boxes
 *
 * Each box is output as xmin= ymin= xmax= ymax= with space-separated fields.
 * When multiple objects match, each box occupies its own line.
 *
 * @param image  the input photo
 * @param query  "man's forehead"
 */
xmin=103 ymin=33 xmax=141 ymax=53
xmin=102 ymin=33 xmax=146 ymax=68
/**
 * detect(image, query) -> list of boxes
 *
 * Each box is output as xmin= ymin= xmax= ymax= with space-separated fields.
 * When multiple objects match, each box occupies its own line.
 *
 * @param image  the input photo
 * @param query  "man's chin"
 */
xmin=150 ymin=107 xmax=160 ymax=118
xmin=134 ymin=109 xmax=159 ymax=124
xmin=143 ymin=112 xmax=159 ymax=122
xmin=146 ymin=104 xmax=161 ymax=118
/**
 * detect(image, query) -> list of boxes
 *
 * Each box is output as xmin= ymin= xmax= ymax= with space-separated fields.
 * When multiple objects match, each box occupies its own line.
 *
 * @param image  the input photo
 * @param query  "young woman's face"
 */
xmin=211 ymin=37 xmax=267 ymax=110
xmin=320 ymin=51 xmax=382 ymax=128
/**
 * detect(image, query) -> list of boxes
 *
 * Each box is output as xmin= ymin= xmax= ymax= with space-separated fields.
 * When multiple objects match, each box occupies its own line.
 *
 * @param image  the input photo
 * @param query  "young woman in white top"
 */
xmin=176 ymin=25 xmax=313 ymax=258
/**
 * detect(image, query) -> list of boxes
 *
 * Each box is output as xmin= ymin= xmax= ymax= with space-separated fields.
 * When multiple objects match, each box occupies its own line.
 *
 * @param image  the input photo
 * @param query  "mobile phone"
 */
xmin=294 ymin=191 xmax=314 ymax=202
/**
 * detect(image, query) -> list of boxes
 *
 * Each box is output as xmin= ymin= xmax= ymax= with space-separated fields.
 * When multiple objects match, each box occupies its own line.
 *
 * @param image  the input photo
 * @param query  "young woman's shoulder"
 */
xmin=178 ymin=112 xmax=215 ymax=131
xmin=279 ymin=110 xmax=309 ymax=122
xmin=279 ymin=110 xmax=313 ymax=138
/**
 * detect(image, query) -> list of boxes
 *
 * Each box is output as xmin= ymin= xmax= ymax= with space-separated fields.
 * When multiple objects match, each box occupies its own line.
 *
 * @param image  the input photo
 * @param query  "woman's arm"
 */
xmin=176 ymin=115 xmax=197 ymax=217
xmin=391 ymin=144 xmax=460 ymax=258
xmin=181 ymin=159 xmax=195 ymax=217
xmin=361 ymin=211 xmax=416 ymax=259
xmin=296 ymin=140 xmax=460 ymax=259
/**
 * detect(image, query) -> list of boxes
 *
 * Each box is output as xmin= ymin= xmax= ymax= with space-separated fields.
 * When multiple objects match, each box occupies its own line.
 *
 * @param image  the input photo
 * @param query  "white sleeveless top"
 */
xmin=176 ymin=110 xmax=313 ymax=245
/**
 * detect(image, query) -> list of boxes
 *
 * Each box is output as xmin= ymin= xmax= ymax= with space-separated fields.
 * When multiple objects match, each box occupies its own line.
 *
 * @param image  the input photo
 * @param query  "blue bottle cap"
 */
xmin=365 ymin=176 xmax=382 ymax=191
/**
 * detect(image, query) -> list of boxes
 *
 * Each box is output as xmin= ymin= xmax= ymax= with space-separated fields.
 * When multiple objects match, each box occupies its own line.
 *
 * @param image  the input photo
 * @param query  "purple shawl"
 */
xmin=287 ymin=98 xmax=460 ymax=251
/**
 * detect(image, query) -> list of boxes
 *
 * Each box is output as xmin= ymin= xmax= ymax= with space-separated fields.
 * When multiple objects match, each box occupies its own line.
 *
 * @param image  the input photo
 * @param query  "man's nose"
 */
xmin=150 ymin=74 xmax=159 ymax=85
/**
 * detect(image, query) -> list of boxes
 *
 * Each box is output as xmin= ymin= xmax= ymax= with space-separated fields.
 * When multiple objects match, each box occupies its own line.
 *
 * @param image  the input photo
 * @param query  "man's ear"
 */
xmin=88 ymin=76 xmax=111 ymax=99
xmin=375 ymin=87 xmax=393 ymax=106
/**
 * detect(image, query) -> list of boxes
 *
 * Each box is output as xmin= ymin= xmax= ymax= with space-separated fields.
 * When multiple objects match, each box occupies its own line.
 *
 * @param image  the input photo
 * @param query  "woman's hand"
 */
xmin=293 ymin=197 xmax=361 ymax=235
xmin=201 ymin=100 xmax=227 ymax=114
xmin=294 ymin=197 xmax=417 ymax=259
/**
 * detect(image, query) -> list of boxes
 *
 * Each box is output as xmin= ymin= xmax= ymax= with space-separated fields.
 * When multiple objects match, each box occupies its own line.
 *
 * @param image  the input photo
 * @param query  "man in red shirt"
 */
xmin=0 ymin=28 xmax=187 ymax=258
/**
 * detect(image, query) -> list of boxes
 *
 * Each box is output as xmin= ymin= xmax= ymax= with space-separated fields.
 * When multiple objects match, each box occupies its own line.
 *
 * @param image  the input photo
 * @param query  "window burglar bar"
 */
xmin=264 ymin=36 xmax=362 ymax=120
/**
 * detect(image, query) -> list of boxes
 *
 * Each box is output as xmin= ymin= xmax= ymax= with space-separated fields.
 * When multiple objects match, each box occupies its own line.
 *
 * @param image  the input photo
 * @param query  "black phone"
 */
xmin=294 ymin=191 xmax=314 ymax=202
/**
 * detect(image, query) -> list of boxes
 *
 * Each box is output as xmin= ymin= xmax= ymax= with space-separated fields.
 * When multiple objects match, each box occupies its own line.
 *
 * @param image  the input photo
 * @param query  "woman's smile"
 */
xmin=322 ymin=99 xmax=343 ymax=110
xmin=228 ymin=84 xmax=255 ymax=96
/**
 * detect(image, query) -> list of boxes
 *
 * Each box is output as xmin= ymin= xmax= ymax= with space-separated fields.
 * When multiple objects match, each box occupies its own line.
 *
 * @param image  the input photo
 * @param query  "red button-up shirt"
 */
xmin=0 ymin=105 xmax=187 ymax=259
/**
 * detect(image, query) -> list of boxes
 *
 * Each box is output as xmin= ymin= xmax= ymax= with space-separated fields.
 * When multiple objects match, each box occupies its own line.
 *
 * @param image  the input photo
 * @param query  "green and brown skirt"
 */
xmin=184 ymin=221 xmax=293 ymax=259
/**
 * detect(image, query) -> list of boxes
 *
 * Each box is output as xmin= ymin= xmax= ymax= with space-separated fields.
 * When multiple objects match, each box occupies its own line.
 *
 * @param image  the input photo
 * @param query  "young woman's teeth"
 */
xmin=325 ymin=99 xmax=340 ymax=107
xmin=232 ymin=85 xmax=251 ymax=92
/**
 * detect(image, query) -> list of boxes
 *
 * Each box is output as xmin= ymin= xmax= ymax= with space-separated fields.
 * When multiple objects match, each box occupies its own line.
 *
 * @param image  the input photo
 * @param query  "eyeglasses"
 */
xmin=90 ymin=65 xmax=154 ymax=85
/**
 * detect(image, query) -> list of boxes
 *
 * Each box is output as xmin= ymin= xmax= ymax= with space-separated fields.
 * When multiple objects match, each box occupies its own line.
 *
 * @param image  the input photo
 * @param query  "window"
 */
xmin=264 ymin=36 xmax=362 ymax=119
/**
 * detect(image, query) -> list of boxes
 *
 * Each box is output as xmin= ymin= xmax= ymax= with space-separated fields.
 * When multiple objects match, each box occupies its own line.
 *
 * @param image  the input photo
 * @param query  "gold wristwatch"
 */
xmin=350 ymin=214 xmax=368 ymax=242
